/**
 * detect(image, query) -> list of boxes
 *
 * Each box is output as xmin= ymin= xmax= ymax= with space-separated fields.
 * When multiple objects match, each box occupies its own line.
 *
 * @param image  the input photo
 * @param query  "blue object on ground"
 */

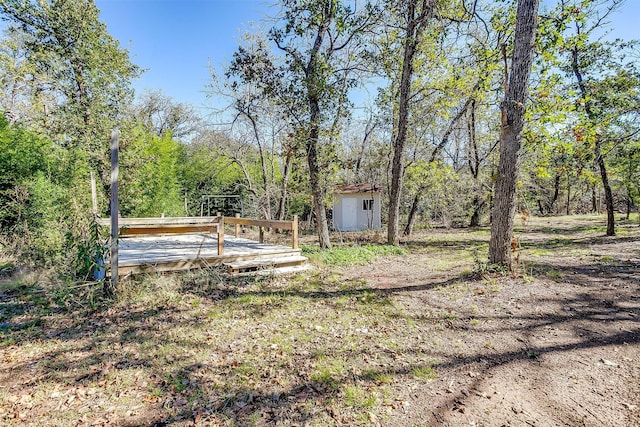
xmin=93 ymin=254 xmax=106 ymax=280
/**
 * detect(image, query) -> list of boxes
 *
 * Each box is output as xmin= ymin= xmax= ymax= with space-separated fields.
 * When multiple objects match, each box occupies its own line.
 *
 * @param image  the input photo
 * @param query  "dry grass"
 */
xmin=0 ymin=214 xmax=639 ymax=426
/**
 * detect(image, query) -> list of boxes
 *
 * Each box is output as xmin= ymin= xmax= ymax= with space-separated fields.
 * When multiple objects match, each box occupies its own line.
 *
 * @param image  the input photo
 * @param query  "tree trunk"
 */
xmin=570 ymin=40 xmax=615 ymax=235
xmin=467 ymin=99 xmax=484 ymax=227
xmin=470 ymin=195 xmax=484 ymax=227
xmin=308 ymin=103 xmax=331 ymax=249
xmin=404 ymin=193 xmax=421 ymax=236
xmin=246 ymin=112 xmax=272 ymax=220
xmin=596 ymin=141 xmax=615 ymax=235
xmin=388 ymin=0 xmax=434 ymax=246
xmin=566 ymin=173 xmax=570 ymax=216
xmin=388 ymin=4 xmax=417 ymax=246
xmin=625 ymin=188 xmax=631 ymax=220
xmin=489 ymin=0 xmax=539 ymax=267
xmin=550 ymin=173 xmax=560 ymax=213
xmin=303 ymin=4 xmax=333 ymax=249
xmin=276 ymin=151 xmax=293 ymax=221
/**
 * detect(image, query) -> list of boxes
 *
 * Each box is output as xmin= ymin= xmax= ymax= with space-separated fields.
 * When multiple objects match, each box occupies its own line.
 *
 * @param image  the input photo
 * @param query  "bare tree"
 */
xmin=135 ymin=89 xmax=201 ymax=140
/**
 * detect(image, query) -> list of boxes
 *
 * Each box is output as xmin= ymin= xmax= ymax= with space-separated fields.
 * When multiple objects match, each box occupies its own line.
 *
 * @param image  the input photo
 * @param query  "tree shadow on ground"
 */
xmin=524 ymin=258 xmax=640 ymax=287
xmin=2 ymin=218 xmax=639 ymax=426
xmin=127 ymin=279 xmax=639 ymax=426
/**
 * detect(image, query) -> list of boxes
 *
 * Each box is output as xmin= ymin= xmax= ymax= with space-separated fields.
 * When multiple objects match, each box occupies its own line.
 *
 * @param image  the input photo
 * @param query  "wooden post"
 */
xmin=90 ymin=172 xmax=98 ymax=217
xmin=217 ymin=215 xmax=224 ymax=256
xmin=235 ymin=213 xmax=240 ymax=238
xmin=292 ymin=215 xmax=299 ymax=249
xmin=259 ymin=226 xmax=264 ymax=243
xmin=107 ymin=129 xmax=119 ymax=295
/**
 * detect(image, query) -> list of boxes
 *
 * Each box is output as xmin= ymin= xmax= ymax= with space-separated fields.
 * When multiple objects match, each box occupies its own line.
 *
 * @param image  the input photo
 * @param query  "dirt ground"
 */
xmin=340 ymin=216 xmax=640 ymax=426
xmin=0 ymin=215 xmax=638 ymax=426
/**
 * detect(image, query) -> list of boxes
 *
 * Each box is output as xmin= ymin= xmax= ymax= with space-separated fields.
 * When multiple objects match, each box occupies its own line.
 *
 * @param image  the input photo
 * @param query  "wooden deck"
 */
xmin=115 ymin=233 xmax=303 ymax=276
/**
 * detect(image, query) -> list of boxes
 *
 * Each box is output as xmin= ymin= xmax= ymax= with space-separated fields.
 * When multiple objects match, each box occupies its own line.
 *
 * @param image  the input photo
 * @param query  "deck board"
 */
xmin=113 ymin=233 xmax=301 ymax=275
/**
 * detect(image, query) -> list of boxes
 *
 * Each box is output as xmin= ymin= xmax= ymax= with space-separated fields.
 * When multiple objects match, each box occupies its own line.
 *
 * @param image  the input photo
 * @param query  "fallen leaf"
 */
xmin=453 ymin=399 xmax=466 ymax=413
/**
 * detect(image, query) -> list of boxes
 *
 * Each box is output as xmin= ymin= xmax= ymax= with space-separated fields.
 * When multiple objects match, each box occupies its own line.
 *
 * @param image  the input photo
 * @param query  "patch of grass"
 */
xmin=483 ymin=277 xmax=502 ymax=293
xmin=362 ymin=369 xmax=393 ymax=385
xmin=343 ymin=384 xmax=377 ymax=407
xmin=358 ymin=291 xmax=391 ymax=306
xmin=597 ymin=255 xmax=618 ymax=265
xmin=525 ymin=247 xmax=555 ymax=257
xmin=232 ymin=362 xmax=259 ymax=383
xmin=302 ymin=244 xmax=406 ymax=266
xmin=411 ymin=364 xmax=437 ymax=381
xmin=546 ymin=269 xmax=564 ymax=280
xmin=162 ymin=372 xmax=194 ymax=394
xmin=311 ymin=358 xmax=345 ymax=390
xmin=441 ymin=312 xmax=458 ymax=321
xmin=469 ymin=304 xmax=480 ymax=315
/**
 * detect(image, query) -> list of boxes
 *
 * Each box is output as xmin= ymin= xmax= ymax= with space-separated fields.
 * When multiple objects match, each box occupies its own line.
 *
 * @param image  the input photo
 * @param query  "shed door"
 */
xmin=341 ymin=197 xmax=357 ymax=230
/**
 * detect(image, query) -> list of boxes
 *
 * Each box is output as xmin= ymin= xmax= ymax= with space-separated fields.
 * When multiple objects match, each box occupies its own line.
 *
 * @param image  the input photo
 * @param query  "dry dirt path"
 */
xmin=340 ymin=217 xmax=640 ymax=426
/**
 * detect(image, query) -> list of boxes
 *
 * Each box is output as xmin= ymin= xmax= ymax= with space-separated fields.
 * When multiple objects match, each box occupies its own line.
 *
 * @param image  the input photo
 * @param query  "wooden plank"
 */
xmin=116 ymin=248 xmax=302 ymax=276
xmin=230 ymin=264 xmax=314 ymax=277
xmin=119 ymin=224 xmax=218 ymax=230
xmin=98 ymin=216 xmax=221 ymax=226
xmin=120 ymin=225 xmax=218 ymax=236
xmin=217 ymin=216 xmax=224 ymax=256
xmin=224 ymin=217 xmax=294 ymax=230
xmin=225 ymin=255 xmax=307 ymax=270
xmin=117 ymin=259 xmax=210 ymax=276
xmin=292 ymin=215 xmax=299 ymax=249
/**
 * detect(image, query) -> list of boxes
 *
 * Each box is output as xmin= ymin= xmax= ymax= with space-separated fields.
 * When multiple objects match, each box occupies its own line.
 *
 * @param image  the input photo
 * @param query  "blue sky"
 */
xmin=96 ymin=0 xmax=274 ymax=112
xmin=95 ymin=0 xmax=639 ymax=113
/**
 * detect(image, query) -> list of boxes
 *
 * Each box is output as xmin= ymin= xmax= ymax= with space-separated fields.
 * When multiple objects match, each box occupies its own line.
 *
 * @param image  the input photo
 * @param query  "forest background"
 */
xmin=0 ymin=0 xmax=638 ymax=279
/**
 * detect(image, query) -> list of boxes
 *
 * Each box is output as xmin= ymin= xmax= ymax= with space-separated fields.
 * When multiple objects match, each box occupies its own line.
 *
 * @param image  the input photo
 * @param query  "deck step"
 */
xmin=225 ymin=255 xmax=308 ymax=275
xmin=231 ymin=264 xmax=314 ymax=277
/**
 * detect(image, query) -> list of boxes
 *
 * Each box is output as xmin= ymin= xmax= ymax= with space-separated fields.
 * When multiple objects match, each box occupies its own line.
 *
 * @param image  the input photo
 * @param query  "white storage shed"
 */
xmin=332 ymin=183 xmax=382 ymax=231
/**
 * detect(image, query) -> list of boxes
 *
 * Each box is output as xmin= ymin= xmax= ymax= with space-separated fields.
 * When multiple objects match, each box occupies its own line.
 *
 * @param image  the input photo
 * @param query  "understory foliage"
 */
xmin=0 ymin=0 xmax=639 ymax=277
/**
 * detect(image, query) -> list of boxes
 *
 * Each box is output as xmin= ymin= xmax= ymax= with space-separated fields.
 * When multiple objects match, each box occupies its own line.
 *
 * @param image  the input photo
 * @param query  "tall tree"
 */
xmin=386 ymin=0 xmax=436 ymax=246
xmin=553 ymin=0 xmax=636 ymax=236
xmin=228 ymin=0 xmax=379 ymax=248
xmin=0 ymin=0 xmax=140 ymax=180
xmin=489 ymin=0 xmax=539 ymax=266
xmin=0 ymin=28 xmax=50 ymax=126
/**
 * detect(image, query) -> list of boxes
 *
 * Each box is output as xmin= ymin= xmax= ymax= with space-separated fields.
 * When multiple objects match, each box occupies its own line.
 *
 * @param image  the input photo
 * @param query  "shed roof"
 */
xmin=334 ymin=183 xmax=382 ymax=194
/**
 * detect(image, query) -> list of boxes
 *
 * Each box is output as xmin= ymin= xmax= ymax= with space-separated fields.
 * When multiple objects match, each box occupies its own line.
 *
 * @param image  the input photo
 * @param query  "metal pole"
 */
xmin=107 ymin=129 xmax=120 ymax=296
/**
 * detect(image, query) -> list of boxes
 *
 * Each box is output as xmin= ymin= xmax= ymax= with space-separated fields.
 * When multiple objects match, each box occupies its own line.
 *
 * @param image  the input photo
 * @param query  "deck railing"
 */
xmin=97 ymin=216 xmax=225 ymax=255
xmin=223 ymin=214 xmax=299 ymax=249
xmin=96 ymin=214 xmax=300 ymax=257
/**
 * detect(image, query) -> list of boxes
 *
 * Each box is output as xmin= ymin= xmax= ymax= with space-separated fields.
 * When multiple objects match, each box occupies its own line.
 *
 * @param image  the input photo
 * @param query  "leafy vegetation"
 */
xmin=0 ymin=0 xmax=638 ymax=275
